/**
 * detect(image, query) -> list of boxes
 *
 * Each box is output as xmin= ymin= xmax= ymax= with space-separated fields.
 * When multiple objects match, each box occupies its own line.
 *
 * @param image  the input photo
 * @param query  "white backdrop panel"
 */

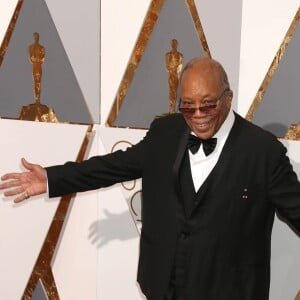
xmin=0 ymin=119 xmax=88 ymax=300
xmin=238 ymin=0 xmax=300 ymax=116
xmin=52 ymin=128 xmax=99 ymax=300
xmin=0 ymin=1 xmax=18 ymax=47
xmin=97 ymin=126 xmax=147 ymax=299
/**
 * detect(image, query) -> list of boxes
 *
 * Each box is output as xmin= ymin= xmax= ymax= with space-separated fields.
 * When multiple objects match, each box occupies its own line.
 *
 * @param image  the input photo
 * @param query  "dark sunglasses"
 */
xmin=179 ymin=88 xmax=230 ymax=116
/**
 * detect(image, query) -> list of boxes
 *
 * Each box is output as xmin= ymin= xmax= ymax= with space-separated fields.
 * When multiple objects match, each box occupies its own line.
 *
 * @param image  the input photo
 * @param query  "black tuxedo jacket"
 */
xmin=46 ymin=113 xmax=300 ymax=300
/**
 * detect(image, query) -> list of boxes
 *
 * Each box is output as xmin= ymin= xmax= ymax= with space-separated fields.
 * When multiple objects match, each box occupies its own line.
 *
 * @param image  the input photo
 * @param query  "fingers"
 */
xmin=0 ymin=158 xmax=45 ymax=202
xmin=1 ymin=173 xmax=22 ymax=182
xmin=0 ymin=157 xmax=33 ymax=181
xmin=3 ymin=186 xmax=24 ymax=197
xmin=14 ymin=192 xmax=30 ymax=204
xmin=0 ymin=180 xmax=21 ymax=190
xmin=1 ymin=159 xmax=36 ymax=182
xmin=2 ymin=185 xmax=30 ymax=203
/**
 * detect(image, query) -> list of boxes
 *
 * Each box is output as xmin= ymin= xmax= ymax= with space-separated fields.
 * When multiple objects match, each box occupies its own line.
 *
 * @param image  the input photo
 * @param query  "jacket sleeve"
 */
xmin=46 ymin=130 xmax=149 ymax=198
xmin=268 ymin=141 xmax=300 ymax=233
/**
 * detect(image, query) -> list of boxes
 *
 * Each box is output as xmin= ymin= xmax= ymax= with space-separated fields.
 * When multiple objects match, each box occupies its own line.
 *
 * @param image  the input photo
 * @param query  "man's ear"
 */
xmin=225 ymin=90 xmax=233 ymax=109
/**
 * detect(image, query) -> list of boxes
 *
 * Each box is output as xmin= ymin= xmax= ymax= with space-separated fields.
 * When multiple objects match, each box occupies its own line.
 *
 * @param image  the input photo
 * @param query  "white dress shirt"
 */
xmin=189 ymin=110 xmax=235 ymax=191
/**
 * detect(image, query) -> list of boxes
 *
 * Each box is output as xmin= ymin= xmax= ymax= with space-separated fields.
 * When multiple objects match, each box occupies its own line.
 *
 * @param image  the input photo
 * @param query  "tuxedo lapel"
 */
xmin=206 ymin=113 xmax=242 ymax=185
xmin=172 ymin=123 xmax=190 ymax=197
xmin=179 ymin=149 xmax=197 ymax=217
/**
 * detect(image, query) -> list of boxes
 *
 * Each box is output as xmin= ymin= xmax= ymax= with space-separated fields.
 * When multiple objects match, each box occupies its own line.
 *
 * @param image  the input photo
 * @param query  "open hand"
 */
xmin=0 ymin=158 xmax=47 ymax=203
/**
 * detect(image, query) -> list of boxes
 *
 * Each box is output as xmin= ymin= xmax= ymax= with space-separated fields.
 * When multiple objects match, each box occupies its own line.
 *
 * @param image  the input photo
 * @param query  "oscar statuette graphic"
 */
xmin=284 ymin=123 xmax=300 ymax=140
xmin=165 ymin=39 xmax=183 ymax=113
xmin=19 ymin=32 xmax=58 ymax=122
xmin=111 ymin=140 xmax=142 ymax=233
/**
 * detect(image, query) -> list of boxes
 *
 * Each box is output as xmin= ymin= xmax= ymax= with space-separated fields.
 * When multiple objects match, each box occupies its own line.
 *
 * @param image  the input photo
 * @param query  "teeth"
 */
xmin=197 ymin=123 xmax=208 ymax=127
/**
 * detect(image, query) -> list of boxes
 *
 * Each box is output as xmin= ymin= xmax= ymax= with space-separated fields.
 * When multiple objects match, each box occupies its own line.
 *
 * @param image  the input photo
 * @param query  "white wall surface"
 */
xmin=0 ymin=120 xmax=88 ymax=299
xmin=96 ymin=127 xmax=146 ymax=299
xmin=238 ymin=0 xmax=300 ymax=116
xmin=52 ymin=129 xmax=99 ymax=300
xmin=0 ymin=1 xmax=19 ymax=46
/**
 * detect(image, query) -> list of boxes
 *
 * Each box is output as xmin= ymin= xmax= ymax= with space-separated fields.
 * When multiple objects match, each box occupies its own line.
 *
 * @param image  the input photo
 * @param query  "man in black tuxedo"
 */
xmin=1 ymin=57 xmax=300 ymax=300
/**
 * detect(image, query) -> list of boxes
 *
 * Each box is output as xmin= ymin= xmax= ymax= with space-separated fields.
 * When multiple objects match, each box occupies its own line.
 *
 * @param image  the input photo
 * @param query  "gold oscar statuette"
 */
xmin=19 ymin=32 xmax=58 ymax=122
xmin=284 ymin=123 xmax=300 ymax=140
xmin=165 ymin=39 xmax=183 ymax=113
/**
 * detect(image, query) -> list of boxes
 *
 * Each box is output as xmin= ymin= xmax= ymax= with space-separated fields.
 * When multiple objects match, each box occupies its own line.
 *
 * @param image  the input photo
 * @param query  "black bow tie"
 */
xmin=187 ymin=134 xmax=217 ymax=156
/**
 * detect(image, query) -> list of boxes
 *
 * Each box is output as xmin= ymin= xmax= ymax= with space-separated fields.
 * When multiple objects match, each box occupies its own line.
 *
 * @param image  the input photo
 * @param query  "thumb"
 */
xmin=21 ymin=157 xmax=36 ymax=171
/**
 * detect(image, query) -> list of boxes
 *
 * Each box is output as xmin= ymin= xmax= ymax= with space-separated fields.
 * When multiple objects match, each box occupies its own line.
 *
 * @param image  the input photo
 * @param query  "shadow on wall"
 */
xmin=89 ymin=209 xmax=138 ymax=248
xmin=262 ymin=123 xmax=288 ymax=138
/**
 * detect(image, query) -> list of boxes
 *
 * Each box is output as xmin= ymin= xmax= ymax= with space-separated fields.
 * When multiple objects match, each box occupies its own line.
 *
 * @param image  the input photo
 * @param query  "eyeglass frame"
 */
xmin=178 ymin=88 xmax=230 ymax=116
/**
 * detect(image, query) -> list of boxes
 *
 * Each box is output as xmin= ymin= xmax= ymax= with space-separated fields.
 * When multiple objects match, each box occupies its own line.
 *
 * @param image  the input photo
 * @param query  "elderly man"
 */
xmin=1 ymin=57 xmax=300 ymax=300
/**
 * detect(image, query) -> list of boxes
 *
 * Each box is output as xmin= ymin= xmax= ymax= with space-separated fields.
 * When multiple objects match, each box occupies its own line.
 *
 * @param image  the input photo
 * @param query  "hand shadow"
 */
xmin=88 ymin=209 xmax=139 ymax=248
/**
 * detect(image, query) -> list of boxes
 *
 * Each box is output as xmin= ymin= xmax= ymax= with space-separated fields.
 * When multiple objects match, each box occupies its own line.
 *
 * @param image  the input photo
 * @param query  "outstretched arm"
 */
xmin=0 ymin=158 xmax=47 ymax=203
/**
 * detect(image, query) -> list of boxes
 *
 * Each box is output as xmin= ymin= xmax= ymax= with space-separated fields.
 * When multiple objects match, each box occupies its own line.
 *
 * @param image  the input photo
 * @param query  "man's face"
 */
xmin=180 ymin=67 xmax=232 ymax=139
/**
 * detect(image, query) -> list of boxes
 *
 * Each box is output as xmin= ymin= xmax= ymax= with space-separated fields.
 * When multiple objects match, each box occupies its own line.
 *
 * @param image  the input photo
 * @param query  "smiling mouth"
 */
xmin=193 ymin=120 xmax=212 ymax=131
